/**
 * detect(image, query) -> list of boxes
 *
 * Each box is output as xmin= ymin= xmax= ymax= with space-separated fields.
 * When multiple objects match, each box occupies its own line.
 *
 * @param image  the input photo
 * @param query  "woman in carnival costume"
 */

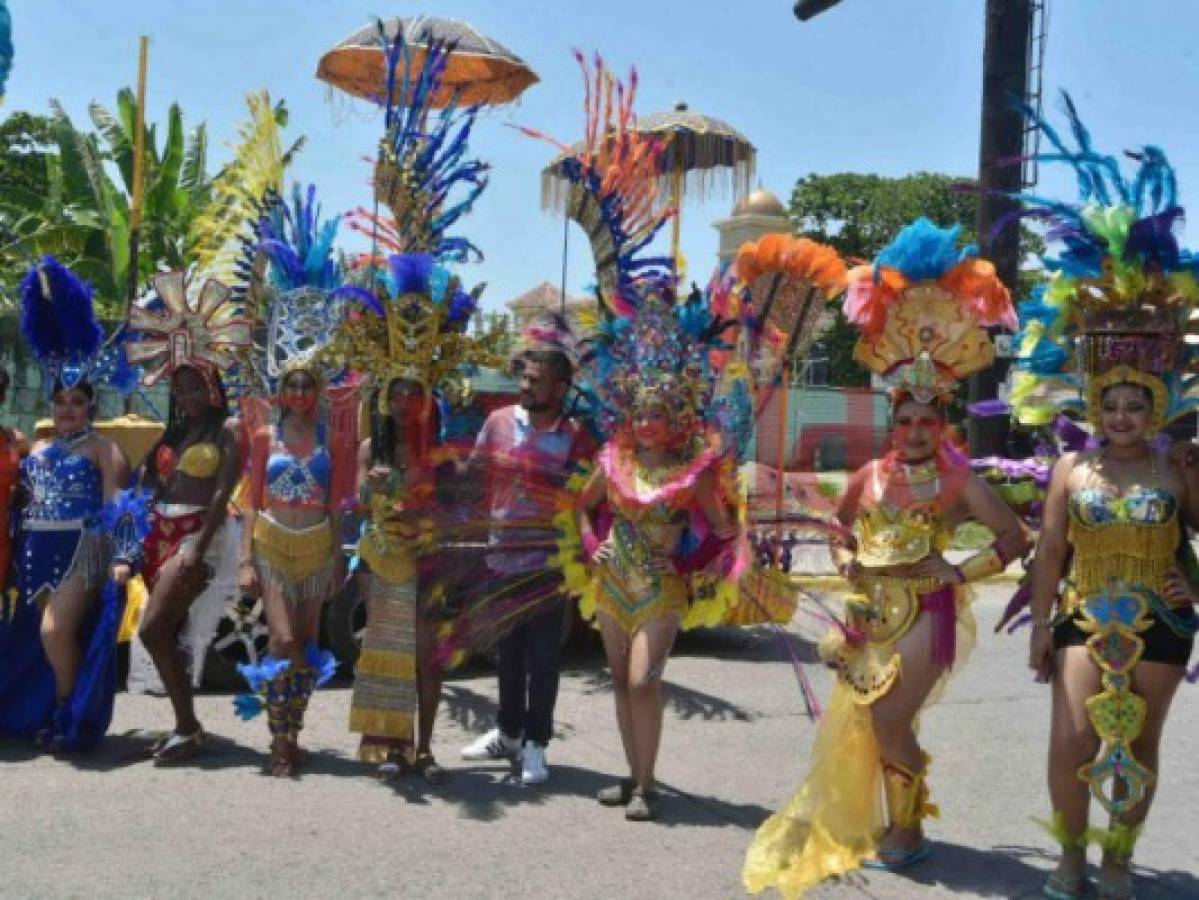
xmin=0 ymin=366 xmax=24 ymax=585
xmin=530 ymin=57 xmax=753 ymax=822
xmin=0 ymin=257 xmax=144 ymax=752
xmin=743 ymin=219 xmax=1030 ymax=895
xmin=125 ymin=271 xmax=251 ymax=764
xmin=322 ymin=28 xmax=497 ymax=781
xmin=233 ymin=185 xmax=357 ymax=777
xmin=1014 ymin=99 xmax=1199 ymax=900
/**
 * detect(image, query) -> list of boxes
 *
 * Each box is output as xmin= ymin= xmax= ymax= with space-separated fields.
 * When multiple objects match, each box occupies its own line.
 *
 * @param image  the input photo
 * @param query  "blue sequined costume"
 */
xmin=18 ymin=435 xmax=106 ymax=601
xmin=0 ymin=433 xmax=127 ymax=751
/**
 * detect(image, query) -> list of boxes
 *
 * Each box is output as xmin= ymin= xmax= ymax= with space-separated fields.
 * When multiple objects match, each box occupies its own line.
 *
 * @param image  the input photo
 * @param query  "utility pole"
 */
xmin=970 ymin=0 xmax=1032 ymax=455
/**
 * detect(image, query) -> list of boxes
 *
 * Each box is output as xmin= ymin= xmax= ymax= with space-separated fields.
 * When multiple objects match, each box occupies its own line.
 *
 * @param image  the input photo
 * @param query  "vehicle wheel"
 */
xmin=203 ymin=595 xmax=270 ymax=691
xmin=322 ymin=574 xmax=367 ymax=672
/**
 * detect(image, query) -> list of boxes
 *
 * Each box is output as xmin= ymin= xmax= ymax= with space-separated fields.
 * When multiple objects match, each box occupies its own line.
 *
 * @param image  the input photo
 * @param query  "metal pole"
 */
xmin=560 ymin=212 xmax=569 ymax=316
xmin=774 ymin=364 xmax=790 ymax=517
xmin=969 ymin=0 xmax=1032 ymax=455
xmin=126 ymin=36 xmax=149 ymax=315
xmin=670 ymin=155 xmax=683 ymax=274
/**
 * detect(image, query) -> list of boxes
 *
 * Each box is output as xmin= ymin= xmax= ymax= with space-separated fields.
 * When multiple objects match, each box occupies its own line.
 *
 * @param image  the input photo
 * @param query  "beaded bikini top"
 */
xmin=1068 ymin=478 xmax=1179 ymax=599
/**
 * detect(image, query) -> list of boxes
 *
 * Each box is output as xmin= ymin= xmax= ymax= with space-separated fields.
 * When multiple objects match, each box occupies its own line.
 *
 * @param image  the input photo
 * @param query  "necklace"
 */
xmin=54 ymin=427 xmax=93 ymax=449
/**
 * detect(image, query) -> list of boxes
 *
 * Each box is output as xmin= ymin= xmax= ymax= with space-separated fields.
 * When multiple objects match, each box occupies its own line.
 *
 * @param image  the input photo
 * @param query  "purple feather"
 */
xmin=968 ymin=399 xmax=1011 ymax=417
xmin=1052 ymin=414 xmax=1091 ymax=453
xmin=1124 ymin=207 xmax=1182 ymax=271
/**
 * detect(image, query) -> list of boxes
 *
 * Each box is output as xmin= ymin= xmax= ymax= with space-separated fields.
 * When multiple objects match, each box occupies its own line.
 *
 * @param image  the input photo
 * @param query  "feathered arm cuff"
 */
xmin=98 ymin=487 xmax=152 ymax=571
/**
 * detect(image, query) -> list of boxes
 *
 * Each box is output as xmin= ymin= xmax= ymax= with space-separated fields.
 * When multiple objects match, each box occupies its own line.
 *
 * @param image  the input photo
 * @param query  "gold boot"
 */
xmin=864 ymin=754 xmax=937 ymax=870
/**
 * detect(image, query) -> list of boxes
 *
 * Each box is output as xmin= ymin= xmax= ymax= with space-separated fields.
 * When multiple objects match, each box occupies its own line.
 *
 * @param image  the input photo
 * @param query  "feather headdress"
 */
xmin=188 ymin=91 xmax=293 ymax=293
xmin=524 ymin=56 xmax=751 ymax=448
xmin=255 ymin=183 xmax=367 ymax=391
xmin=0 ymin=1 xmax=12 ymax=104
xmin=18 ymin=257 xmax=136 ymax=399
xmin=325 ymin=23 xmax=500 ymax=399
xmin=1008 ymin=92 xmax=1199 ymax=433
xmin=844 ymin=218 xmax=1014 ymax=404
xmin=347 ymin=21 xmax=489 ymax=264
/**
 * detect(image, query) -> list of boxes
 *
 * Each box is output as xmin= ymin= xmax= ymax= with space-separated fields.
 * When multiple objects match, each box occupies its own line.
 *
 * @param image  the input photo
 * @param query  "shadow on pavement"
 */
xmin=378 ymin=760 xmax=777 ymax=829
xmin=991 ymin=841 xmax=1199 ymax=900
xmin=57 ymin=729 xmax=261 ymax=773
xmin=440 ymin=683 xmax=499 ymax=733
xmin=896 ymin=841 xmax=1053 ymax=897
xmin=575 ymin=667 xmax=758 ymax=722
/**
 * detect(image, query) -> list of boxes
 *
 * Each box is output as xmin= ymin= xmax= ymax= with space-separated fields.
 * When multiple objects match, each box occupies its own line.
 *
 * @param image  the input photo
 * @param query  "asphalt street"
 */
xmin=2 ymin=584 xmax=1196 ymax=899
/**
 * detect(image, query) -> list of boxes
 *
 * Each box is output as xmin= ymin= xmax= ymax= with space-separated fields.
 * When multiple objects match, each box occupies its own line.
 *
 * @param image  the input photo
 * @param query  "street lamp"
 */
xmin=794 ymin=0 xmax=843 ymax=21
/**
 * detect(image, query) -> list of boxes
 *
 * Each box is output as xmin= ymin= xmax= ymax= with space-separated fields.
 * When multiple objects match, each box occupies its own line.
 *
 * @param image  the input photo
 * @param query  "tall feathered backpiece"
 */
xmin=1007 ymin=92 xmax=1199 ymax=431
xmin=523 ymin=53 xmax=674 ymax=315
xmin=20 ymin=256 xmax=107 ymax=397
xmin=522 ymin=54 xmax=747 ymax=445
xmin=348 ymin=20 xmax=490 ymax=265
xmin=188 ymin=91 xmax=292 ymax=302
xmin=325 ymin=22 xmax=502 ymax=403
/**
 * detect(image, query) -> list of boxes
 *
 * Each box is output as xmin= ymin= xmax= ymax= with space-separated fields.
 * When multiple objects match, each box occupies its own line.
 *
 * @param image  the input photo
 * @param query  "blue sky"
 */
xmin=7 ymin=1 xmax=1199 ymax=312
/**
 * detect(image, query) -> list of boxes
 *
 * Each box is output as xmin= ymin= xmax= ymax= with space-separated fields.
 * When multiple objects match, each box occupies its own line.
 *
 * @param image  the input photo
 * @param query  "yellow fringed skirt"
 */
xmin=252 ymin=513 xmax=335 ymax=604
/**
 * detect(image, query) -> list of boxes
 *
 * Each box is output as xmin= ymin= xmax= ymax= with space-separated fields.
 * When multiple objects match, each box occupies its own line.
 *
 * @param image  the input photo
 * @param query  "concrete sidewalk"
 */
xmin=1 ymin=585 xmax=1195 ymax=899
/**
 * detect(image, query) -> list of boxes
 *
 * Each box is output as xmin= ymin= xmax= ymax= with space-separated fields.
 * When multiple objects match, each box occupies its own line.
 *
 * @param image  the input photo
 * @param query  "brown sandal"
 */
xmin=597 ymin=778 xmax=635 ymax=806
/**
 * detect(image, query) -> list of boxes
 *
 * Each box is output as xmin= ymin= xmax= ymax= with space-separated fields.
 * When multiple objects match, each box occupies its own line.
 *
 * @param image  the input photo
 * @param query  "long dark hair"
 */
xmin=369 ymin=381 xmax=440 ymax=466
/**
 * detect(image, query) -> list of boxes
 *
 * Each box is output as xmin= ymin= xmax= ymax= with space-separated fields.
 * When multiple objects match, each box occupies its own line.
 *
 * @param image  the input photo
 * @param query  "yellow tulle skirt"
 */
xmin=743 ymin=594 xmax=977 ymax=898
xmin=742 ymin=684 xmax=883 ymax=898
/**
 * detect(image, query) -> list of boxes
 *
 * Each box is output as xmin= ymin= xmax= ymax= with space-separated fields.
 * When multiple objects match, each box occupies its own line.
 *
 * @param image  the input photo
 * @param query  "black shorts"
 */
xmin=1053 ymin=609 xmax=1197 ymax=667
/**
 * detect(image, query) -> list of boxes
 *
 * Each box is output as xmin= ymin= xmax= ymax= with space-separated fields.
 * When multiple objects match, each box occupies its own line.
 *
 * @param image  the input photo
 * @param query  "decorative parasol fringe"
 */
xmin=540 ymin=158 xmax=755 ymax=215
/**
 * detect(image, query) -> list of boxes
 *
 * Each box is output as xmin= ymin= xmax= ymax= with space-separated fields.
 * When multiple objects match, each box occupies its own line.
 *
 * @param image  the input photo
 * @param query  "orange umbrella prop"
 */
xmin=542 ymin=101 xmax=755 ymax=269
xmin=317 ymin=15 xmax=537 ymax=108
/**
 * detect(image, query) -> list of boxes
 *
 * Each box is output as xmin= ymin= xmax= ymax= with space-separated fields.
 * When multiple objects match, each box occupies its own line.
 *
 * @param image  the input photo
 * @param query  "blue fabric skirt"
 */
xmin=0 ymin=527 xmax=124 ymax=751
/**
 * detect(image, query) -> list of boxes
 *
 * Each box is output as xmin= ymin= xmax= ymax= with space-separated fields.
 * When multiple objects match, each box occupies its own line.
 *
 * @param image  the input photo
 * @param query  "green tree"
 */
xmin=788 ymin=171 xmax=1042 ymax=387
xmin=0 ymin=93 xmax=212 ymax=315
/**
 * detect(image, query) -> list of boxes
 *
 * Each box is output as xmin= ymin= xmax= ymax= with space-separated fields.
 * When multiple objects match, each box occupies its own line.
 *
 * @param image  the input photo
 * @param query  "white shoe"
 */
xmin=461 ymin=727 xmax=520 ymax=760
xmin=521 ymin=742 xmax=548 ymax=785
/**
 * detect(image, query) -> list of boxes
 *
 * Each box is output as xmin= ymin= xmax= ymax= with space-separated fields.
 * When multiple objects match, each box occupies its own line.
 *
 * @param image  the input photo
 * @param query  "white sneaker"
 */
xmin=521 ymin=741 xmax=549 ymax=785
xmin=461 ymin=727 xmax=520 ymax=760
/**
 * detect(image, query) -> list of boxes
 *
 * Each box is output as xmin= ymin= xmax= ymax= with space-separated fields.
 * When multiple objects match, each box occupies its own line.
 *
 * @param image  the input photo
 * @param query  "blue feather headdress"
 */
xmin=256 ymin=183 xmax=371 ymax=390
xmin=350 ymin=21 xmax=490 ymax=264
xmin=19 ymin=256 xmax=119 ymax=399
xmin=328 ymin=21 xmax=502 ymax=400
xmin=1009 ymin=92 xmax=1199 ymax=431
xmin=526 ymin=53 xmax=675 ymax=315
